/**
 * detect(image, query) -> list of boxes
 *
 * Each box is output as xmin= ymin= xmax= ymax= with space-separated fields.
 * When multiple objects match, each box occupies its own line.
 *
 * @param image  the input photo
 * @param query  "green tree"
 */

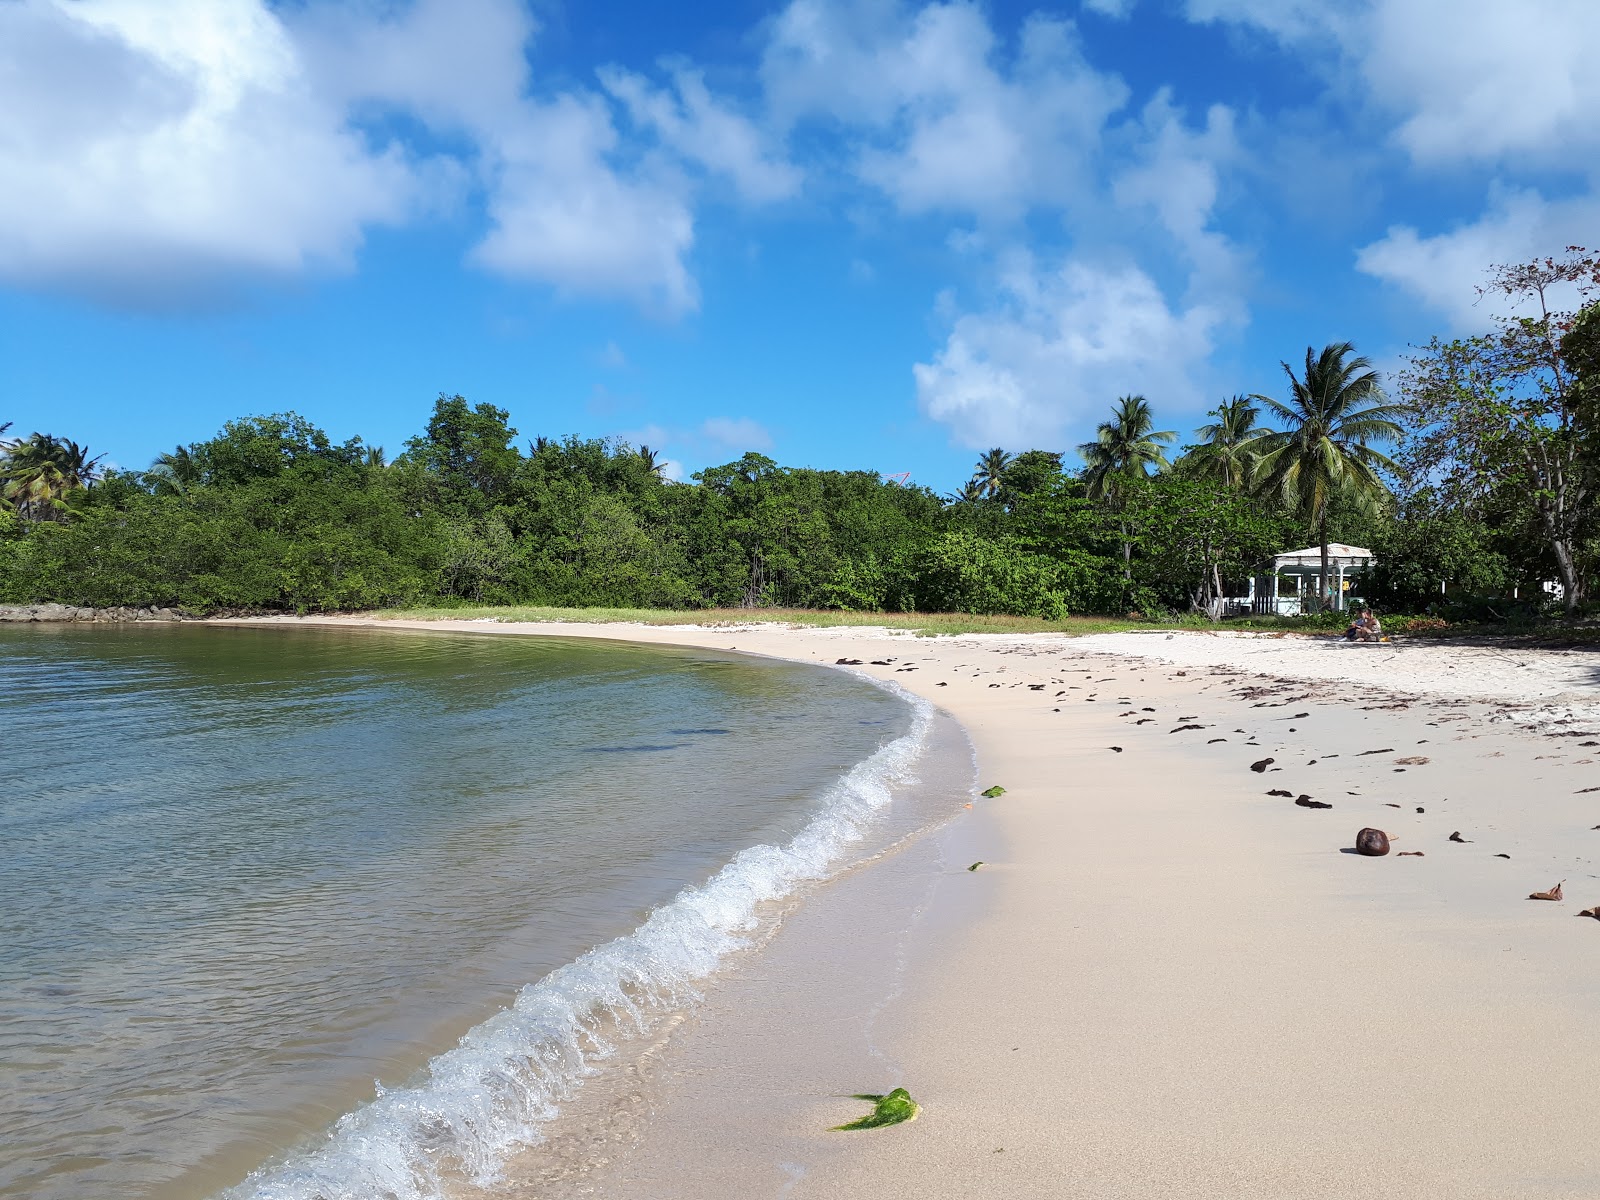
xmin=996 ymin=449 xmax=1063 ymax=505
xmin=1398 ymin=250 xmax=1600 ymax=612
xmin=1362 ymin=505 xmax=1512 ymax=612
xmin=148 ymin=445 xmax=201 ymax=495
xmin=1 ymin=434 xmax=104 ymax=521
xmin=1183 ymin=396 xmax=1263 ymax=490
xmin=1077 ymin=395 xmax=1176 ymax=578
xmin=1251 ymin=343 xmax=1403 ymax=611
xmin=892 ymin=531 xmax=1068 ymax=619
xmin=972 ymin=448 xmax=1014 ymax=498
xmin=402 ymin=394 xmax=522 ymax=515
xmin=638 ymin=445 xmax=669 ymax=477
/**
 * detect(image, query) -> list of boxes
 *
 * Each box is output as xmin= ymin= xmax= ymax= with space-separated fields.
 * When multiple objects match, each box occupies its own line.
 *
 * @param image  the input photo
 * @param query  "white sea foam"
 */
xmin=224 ymin=680 xmax=934 ymax=1200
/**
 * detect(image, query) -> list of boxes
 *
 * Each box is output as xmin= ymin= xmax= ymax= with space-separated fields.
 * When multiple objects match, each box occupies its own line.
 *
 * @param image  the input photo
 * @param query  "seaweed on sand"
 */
xmin=980 ymin=785 xmax=1006 ymax=798
xmin=832 ymin=1088 xmax=920 ymax=1131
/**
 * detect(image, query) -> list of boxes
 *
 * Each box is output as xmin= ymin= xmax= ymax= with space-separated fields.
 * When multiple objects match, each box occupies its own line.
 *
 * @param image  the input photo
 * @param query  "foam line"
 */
xmin=225 ymin=682 xmax=933 ymax=1200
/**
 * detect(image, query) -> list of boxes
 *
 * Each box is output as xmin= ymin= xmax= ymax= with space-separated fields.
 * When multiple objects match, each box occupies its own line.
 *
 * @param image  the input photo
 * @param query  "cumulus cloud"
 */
xmin=295 ymin=0 xmax=700 ymax=316
xmin=762 ymin=0 xmax=1127 ymax=218
xmin=599 ymin=64 xmax=802 ymax=204
xmin=468 ymin=94 xmax=698 ymax=316
xmin=700 ymin=416 xmax=774 ymax=451
xmin=1082 ymin=0 xmax=1137 ymax=18
xmin=0 ymin=0 xmax=796 ymax=315
xmin=1189 ymin=0 xmax=1600 ymax=166
xmin=0 ymin=0 xmax=422 ymax=305
xmin=914 ymin=252 xmax=1223 ymax=449
xmin=1111 ymin=92 xmax=1244 ymax=302
xmin=1355 ymin=187 xmax=1600 ymax=330
xmin=1362 ymin=0 xmax=1600 ymax=165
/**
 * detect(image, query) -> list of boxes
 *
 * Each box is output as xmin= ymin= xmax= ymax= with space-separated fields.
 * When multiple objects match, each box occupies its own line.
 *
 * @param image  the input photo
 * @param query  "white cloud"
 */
xmin=0 ymin=0 xmax=423 ymax=304
xmin=1188 ymin=0 xmax=1600 ymax=166
xmin=914 ymin=252 xmax=1222 ymax=449
xmin=701 ymin=416 xmax=774 ymax=451
xmin=1111 ymin=92 xmax=1243 ymax=302
xmin=1183 ymin=0 xmax=1343 ymax=43
xmin=762 ymin=1 xmax=1127 ymax=218
xmin=468 ymin=93 xmax=698 ymax=316
xmin=1082 ymin=0 xmax=1137 ymax=17
xmin=0 ymin=0 xmax=760 ymax=315
xmin=599 ymin=64 xmax=801 ymax=203
xmin=296 ymin=0 xmax=700 ymax=317
xmin=1363 ymin=0 xmax=1600 ymax=165
xmin=1355 ymin=186 xmax=1600 ymax=330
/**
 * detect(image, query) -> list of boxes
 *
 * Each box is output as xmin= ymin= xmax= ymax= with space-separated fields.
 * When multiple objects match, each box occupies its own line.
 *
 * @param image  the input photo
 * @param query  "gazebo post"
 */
xmin=1336 ymin=562 xmax=1345 ymax=612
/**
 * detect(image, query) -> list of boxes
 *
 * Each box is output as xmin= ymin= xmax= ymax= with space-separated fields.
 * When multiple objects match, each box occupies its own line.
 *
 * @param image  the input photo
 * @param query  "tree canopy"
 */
xmin=9 ymin=249 xmax=1600 ymax=623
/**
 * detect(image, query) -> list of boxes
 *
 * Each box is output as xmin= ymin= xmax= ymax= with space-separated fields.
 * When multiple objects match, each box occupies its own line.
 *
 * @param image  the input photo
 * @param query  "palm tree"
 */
xmin=1078 ymin=395 xmax=1176 ymax=577
xmin=1078 ymin=396 xmax=1176 ymax=497
xmin=972 ymin=448 xmax=1014 ymax=498
xmin=365 ymin=446 xmax=387 ymax=469
xmin=0 ymin=423 xmax=11 ymax=512
xmin=1186 ymin=396 xmax=1263 ymax=489
xmin=2 ymin=434 xmax=104 ymax=520
xmin=149 ymin=445 xmax=200 ymax=495
xmin=943 ymin=478 xmax=986 ymax=504
xmin=639 ymin=445 xmax=668 ymax=477
xmin=1250 ymin=343 xmax=1404 ymax=611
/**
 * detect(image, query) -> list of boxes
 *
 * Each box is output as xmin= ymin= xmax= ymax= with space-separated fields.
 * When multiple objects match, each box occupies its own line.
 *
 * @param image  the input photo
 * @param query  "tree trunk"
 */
xmin=1319 ymin=532 xmax=1331 ymax=615
xmin=1120 ymin=519 xmax=1131 ymax=581
xmin=1550 ymin=533 xmax=1583 ymax=613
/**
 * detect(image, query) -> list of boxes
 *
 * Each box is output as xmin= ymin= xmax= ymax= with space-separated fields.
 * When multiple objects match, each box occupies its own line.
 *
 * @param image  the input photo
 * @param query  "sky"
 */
xmin=1 ymin=0 xmax=1597 ymax=491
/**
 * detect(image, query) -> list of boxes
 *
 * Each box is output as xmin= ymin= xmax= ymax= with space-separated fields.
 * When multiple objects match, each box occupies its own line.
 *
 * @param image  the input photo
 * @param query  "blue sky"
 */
xmin=1 ymin=0 xmax=1597 ymax=490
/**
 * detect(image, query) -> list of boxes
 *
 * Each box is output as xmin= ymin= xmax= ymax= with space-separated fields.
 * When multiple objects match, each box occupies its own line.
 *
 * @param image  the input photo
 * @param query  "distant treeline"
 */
xmin=3 ymin=249 xmax=1598 ymax=619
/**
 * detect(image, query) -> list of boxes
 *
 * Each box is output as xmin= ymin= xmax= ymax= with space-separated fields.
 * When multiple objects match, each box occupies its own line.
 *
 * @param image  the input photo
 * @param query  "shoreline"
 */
xmin=221 ymin=616 xmax=1600 ymax=1198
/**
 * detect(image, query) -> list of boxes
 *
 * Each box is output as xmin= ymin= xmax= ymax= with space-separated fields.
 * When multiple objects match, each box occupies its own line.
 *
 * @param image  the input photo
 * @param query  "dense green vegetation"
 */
xmin=4 ymin=248 xmax=1599 ymax=625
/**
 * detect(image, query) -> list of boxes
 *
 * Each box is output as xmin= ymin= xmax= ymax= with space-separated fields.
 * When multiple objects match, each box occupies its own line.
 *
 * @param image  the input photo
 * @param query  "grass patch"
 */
xmin=374 ymin=604 xmax=1168 ymax=638
xmin=831 ymin=1089 xmax=920 ymax=1131
xmin=367 ymin=603 xmax=1600 ymax=644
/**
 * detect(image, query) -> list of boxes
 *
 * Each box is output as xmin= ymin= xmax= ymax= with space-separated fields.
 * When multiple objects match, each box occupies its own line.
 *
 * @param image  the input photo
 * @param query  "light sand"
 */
xmin=230 ymin=619 xmax=1600 ymax=1198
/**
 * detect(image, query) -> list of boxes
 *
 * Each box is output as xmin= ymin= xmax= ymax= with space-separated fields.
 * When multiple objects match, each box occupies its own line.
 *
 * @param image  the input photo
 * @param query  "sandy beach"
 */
xmin=234 ymin=617 xmax=1600 ymax=1199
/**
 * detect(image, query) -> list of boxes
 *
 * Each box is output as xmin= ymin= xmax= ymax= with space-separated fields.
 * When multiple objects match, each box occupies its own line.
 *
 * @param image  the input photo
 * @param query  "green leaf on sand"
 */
xmin=831 ymin=1088 xmax=920 ymax=1131
xmin=980 ymin=785 xmax=1006 ymax=798
xmin=968 ymin=861 xmax=984 ymax=871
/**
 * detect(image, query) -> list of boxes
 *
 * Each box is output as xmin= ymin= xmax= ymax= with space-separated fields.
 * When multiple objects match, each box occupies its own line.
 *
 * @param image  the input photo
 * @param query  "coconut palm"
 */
xmin=639 ymin=445 xmax=668 ymax=477
xmin=1078 ymin=396 xmax=1176 ymax=498
xmin=2 ymin=433 xmax=104 ymax=520
xmin=1250 ymin=343 xmax=1404 ymax=611
xmin=972 ymin=448 xmax=1014 ymax=498
xmin=149 ymin=445 xmax=201 ymax=495
xmin=365 ymin=446 xmax=387 ymax=469
xmin=943 ymin=478 xmax=986 ymax=504
xmin=0 ymin=423 xmax=11 ymax=512
xmin=1078 ymin=395 xmax=1176 ymax=577
xmin=1186 ymin=395 xmax=1264 ymax=490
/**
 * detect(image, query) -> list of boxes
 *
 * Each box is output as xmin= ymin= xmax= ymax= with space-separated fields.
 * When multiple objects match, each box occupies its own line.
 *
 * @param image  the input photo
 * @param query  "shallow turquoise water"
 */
xmin=0 ymin=625 xmax=917 ymax=1200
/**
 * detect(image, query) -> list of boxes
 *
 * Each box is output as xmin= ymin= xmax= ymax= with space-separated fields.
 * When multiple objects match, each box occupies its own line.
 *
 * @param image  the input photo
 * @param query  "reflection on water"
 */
xmin=0 ymin=625 xmax=905 ymax=1200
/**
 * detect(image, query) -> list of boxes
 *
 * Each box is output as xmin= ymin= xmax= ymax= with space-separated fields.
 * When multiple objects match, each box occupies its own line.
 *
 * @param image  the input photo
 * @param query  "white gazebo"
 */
xmin=1233 ymin=543 xmax=1376 ymax=616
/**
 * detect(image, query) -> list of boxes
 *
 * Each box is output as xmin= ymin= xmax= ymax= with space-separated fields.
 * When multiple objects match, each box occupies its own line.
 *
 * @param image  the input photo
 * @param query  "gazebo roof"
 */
xmin=1275 ymin=543 xmax=1373 ymax=561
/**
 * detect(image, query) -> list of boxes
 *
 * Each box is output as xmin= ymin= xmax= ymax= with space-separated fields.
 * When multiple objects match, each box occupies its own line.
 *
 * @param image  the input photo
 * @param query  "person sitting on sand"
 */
xmin=1342 ymin=608 xmax=1380 ymax=642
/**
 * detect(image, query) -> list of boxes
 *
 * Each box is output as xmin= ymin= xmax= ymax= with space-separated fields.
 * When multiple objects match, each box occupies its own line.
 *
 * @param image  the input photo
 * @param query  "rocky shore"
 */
xmin=0 ymin=603 xmax=187 ymax=623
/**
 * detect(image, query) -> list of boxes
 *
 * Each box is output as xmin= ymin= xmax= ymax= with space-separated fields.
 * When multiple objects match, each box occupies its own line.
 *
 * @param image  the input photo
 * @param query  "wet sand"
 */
xmin=235 ymin=618 xmax=1600 ymax=1198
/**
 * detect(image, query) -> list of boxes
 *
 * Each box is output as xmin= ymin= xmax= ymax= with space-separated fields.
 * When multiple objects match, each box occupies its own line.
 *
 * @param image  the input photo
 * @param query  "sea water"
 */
xmin=0 ymin=624 xmax=952 ymax=1199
